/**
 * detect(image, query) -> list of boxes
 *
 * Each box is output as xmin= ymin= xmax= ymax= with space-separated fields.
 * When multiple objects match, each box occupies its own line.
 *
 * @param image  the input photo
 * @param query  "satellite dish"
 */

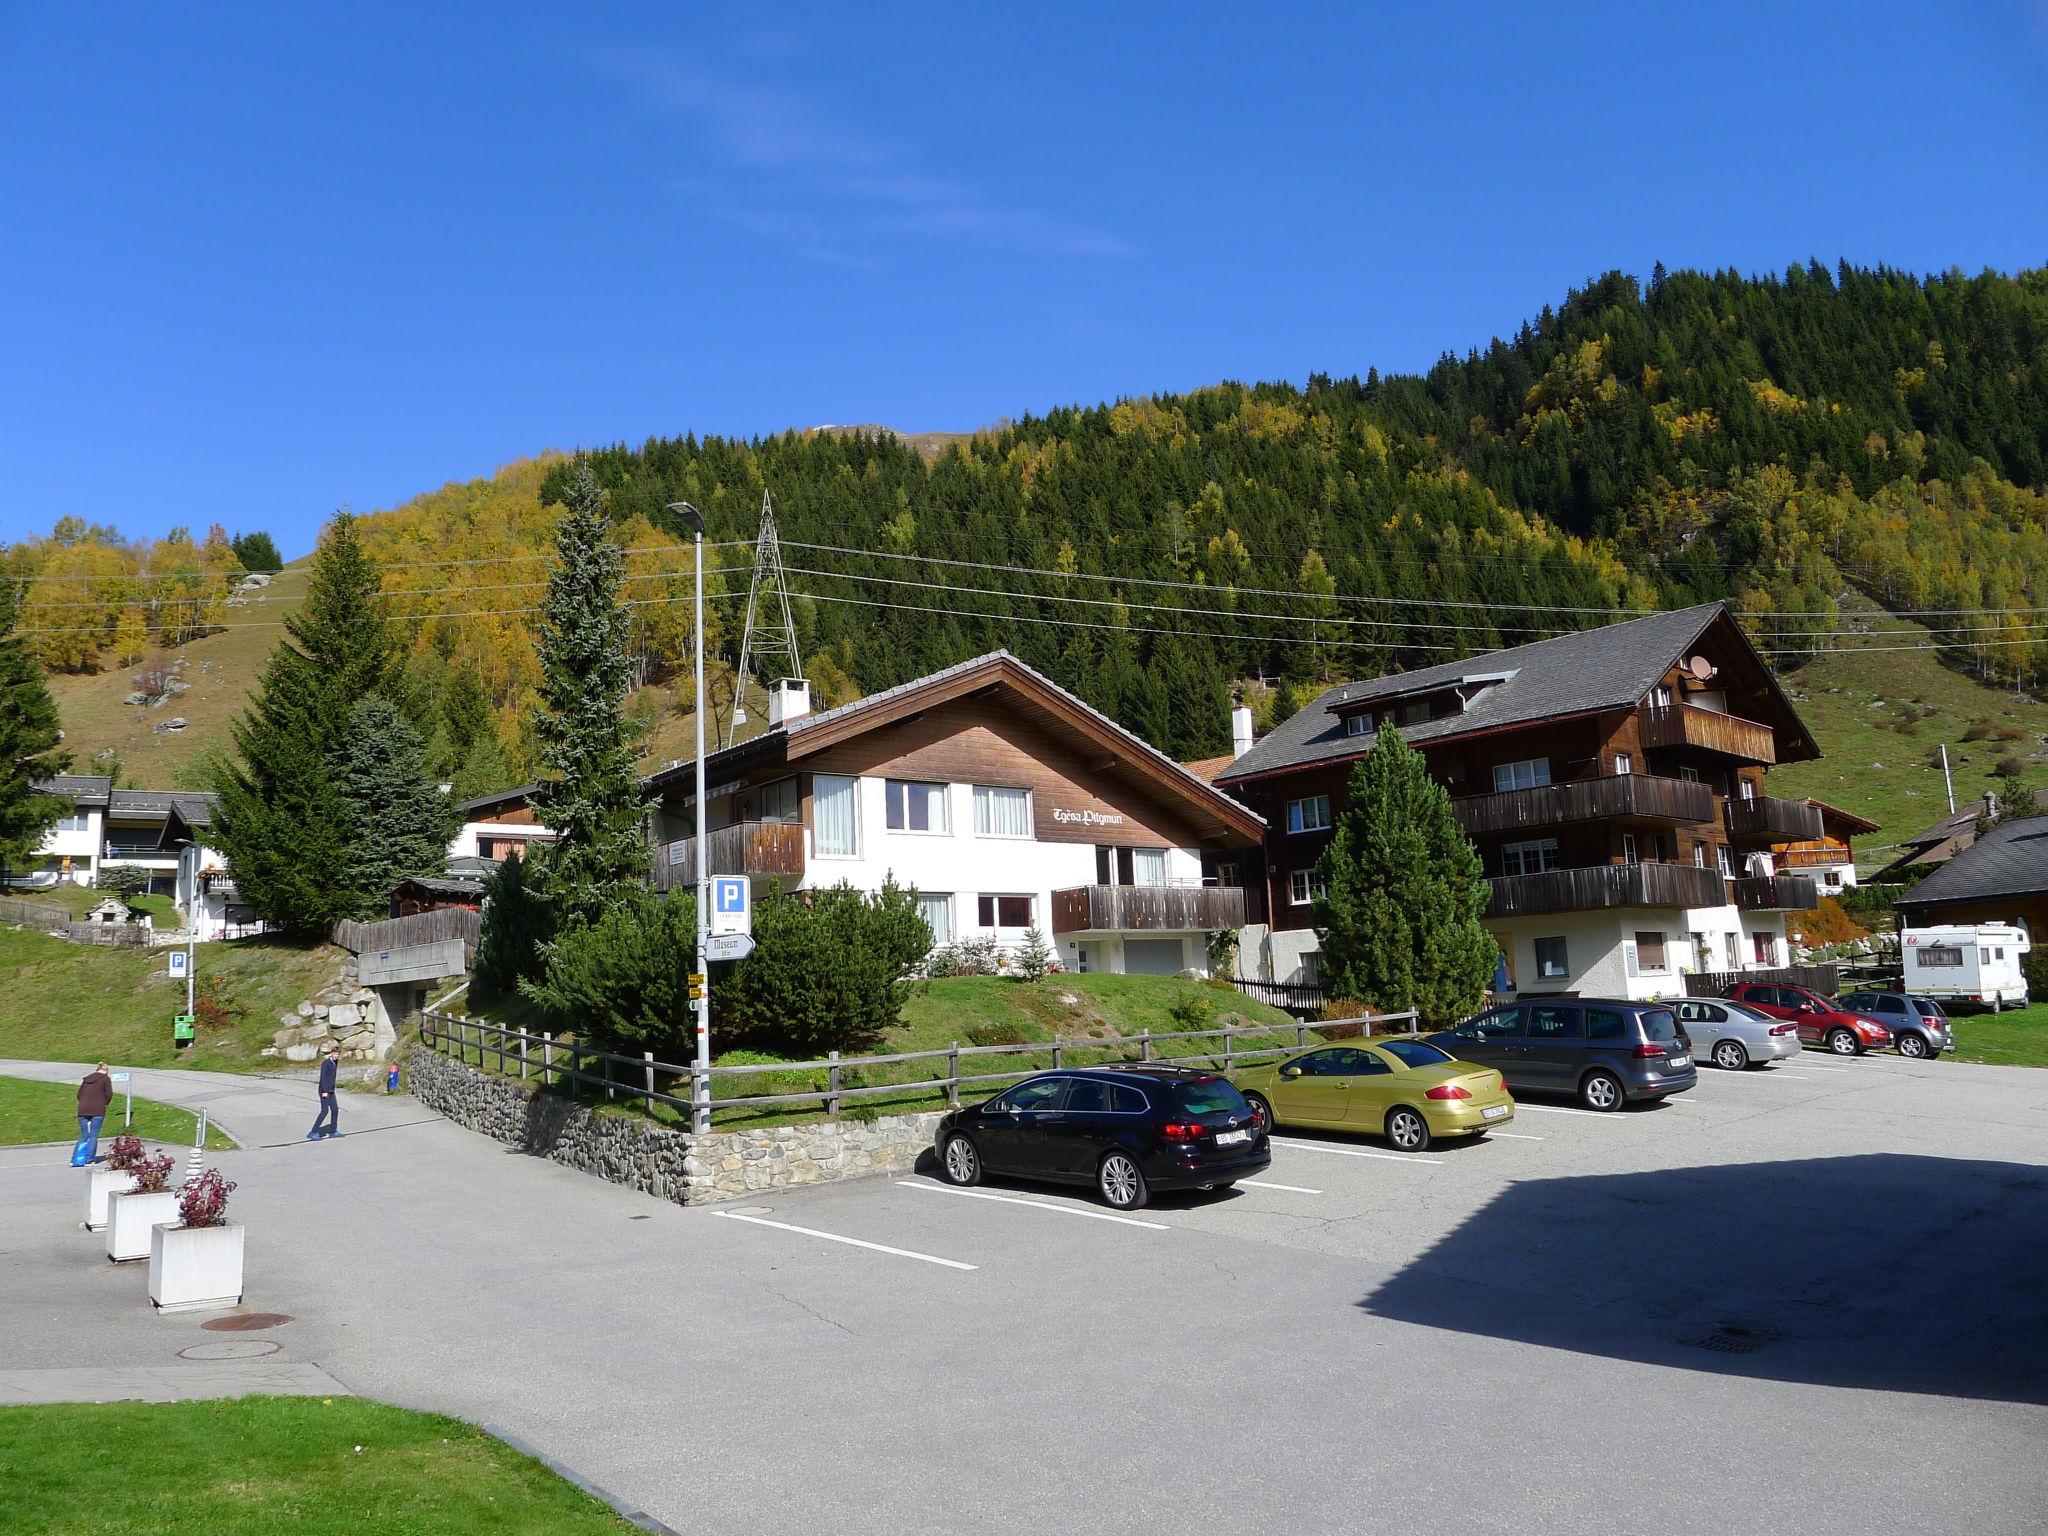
xmin=1686 ymin=655 xmax=1717 ymax=682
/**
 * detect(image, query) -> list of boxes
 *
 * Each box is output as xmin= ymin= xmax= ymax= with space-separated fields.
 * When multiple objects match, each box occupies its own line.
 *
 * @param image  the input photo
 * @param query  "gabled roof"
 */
xmin=1219 ymin=603 xmax=1819 ymax=783
xmin=1897 ymin=816 xmax=2048 ymax=908
xmin=108 ymin=788 xmax=217 ymax=819
xmin=456 ymin=784 xmax=541 ymax=817
xmin=158 ymin=796 xmax=219 ymax=848
xmin=1804 ymin=798 xmax=1881 ymax=837
xmin=1894 ymin=788 xmax=2048 ymax=852
xmin=34 ymin=775 xmax=111 ymax=807
xmin=645 ymin=651 xmax=1264 ymax=842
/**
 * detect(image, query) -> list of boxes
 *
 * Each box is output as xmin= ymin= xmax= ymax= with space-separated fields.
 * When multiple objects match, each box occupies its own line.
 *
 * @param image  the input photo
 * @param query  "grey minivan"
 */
xmin=1425 ymin=998 xmax=1698 ymax=1111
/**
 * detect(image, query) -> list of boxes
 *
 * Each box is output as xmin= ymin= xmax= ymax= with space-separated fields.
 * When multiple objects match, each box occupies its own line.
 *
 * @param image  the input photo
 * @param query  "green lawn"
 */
xmin=0 ymin=926 xmax=343 ymax=1072
xmin=0 ymin=1396 xmax=641 ymax=1536
xmin=0 ymin=1074 xmax=235 ymax=1149
xmin=1947 ymin=1006 xmax=2048 ymax=1068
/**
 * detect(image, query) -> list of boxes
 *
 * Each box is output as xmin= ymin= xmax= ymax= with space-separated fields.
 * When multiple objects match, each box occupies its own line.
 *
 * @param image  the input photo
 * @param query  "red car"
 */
xmin=1722 ymin=982 xmax=1894 ymax=1057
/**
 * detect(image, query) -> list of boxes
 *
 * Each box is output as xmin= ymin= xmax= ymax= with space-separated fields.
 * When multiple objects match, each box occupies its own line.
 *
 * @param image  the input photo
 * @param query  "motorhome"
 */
xmin=1900 ymin=923 xmax=2030 ymax=1010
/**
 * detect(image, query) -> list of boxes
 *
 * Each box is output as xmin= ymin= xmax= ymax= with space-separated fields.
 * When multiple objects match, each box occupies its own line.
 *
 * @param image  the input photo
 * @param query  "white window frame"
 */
xmin=1492 ymin=758 xmax=1552 ymax=793
xmin=884 ymin=778 xmax=950 ymax=835
xmin=1679 ymin=766 xmax=1702 ymax=783
xmin=976 ymin=892 xmax=1035 ymax=932
xmin=1612 ymin=752 xmax=1633 ymax=776
xmin=1288 ymin=869 xmax=1327 ymax=906
xmin=811 ymin=773 xmax=860 ymax=858
xmin=972 ymin=785 xmax=1033 ymax=839
xmin=1501 ymin=838 xmax=1560 ymax=877
xmin=1692 ymin=842 xmax=1708 ymax=868
xmin=1285 ymin=795 xmax=1331 ymax=835
xmin=1621 ymin=832 xmax=1639 ymax=865
xmin=1343 ymin=714 xmax=1373 ymax=738
xmin=1717 ymin=845 xmax=1735 ymax=878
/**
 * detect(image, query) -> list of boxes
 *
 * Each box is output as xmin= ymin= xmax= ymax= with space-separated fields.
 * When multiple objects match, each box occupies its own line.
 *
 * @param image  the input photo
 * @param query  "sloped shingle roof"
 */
xmin=34 ymin=775 xmax=112 ymax=806
xmin=1896 ymin=816 xmax=2048 ymax=908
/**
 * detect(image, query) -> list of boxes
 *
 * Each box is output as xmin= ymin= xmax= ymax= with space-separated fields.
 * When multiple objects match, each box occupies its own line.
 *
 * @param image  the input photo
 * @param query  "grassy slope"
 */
xmin=0 ymin=1075 xmax=234 ymax=1149
xmin=0 ymin=928 xmax=342 ymax=1071
xmin=1770 ymin=594 xmax=2048 ymax=862
xmin=0 ymin=1397 xmax=640 ymax=1536
xmin=1947 ymin=1006 xmax=2048 ymax=1068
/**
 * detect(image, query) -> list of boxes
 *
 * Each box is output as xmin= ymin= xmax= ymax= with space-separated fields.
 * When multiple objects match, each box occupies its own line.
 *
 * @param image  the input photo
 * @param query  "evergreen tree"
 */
xmin=472 ymin=848 xmax=553 ymax=1001
xmin=329 ymin=696 xmax=460 ymax=903
xmin=527 ymin=462 xmax=649 ymax=929
xmin=230 ymin=530 xmax=283 ymax=572
xmin=0 ymin=591 xmax=70 ymax=875
xmin=213 ymin=513 xmax=395 ymax=934
xmin=1313 ymin=722 xmax=1496 ymax=1024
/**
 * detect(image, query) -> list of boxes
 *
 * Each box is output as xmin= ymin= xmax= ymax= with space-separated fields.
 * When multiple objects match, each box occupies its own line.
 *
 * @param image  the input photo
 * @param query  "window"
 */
xmin=1500 ymin=838 xmax=1560 ymax=877
xmin=916 ymin=892 xmax=953 ymax=945
xmin=1492 ymin=758 xmax=1552 ymax=792
xmin=885 ymin=779 xmax=948 ymax=833
xmin=1396 ymin=700 xmax=1430 ymax=726
xmin=1613 ymin=752 xmax=1633 ymax=776
xmin=812 ymin=774 xmax=858 ymax=856
xmin=1585 ymin=1007 xmax=1627 ymax=1041
xmin=1132 ymin=848 xmax=1167 ymax=887
xmin=1917 ymin=945 xmax=1964 ymax=968
xmin=1737 ymin=778 xmax=1758 ymax=802
xmin=758 ymin=778 xmax=800 ymax=824
xmin=1534 ymin=936 xmax=1569 ymax=979
xmin=1676 ymin=1001 xmax=1724 ymax=1024
xmin=1213 ymin=861 xmax=1242 ymax=889
xmin=1679 ymin=766 xmax=1702 ymax=783
xmin=972 ymin=785 xmax=1031 ymax=838
xmin=1634 ymin=931 xmax=1668 ymax=973
xmin=977 ymin=894 xmax=1034 ymax=930
xmin=1460 ymin=1007 xmax=1524 ymax=1041
xmin=1621 ymin=832 xmax=1639 ymax=865
xmin=1098 ymin=846 xmax=1169 ymax=886
xmin=1173 ymin=1078 xmax=1253 ymax=1115
xmin=1286 ymin=795 xmax=1332 ymax=834
xmin=1378 ymin=1039 xmax=1454 ymax=1069
xmin=54 ymin=811 xmax=91 ymax=833
xmin=1641 ymin=1009 xmax=1680 ymax=1042
xmin=1526 ymin=1005 xmax=1582 ymax=1040
xmin=993 ymin=1077 xmax=1065 ymax=1113
xmin=1692 ymin=842 xmax=1708 ymax=868
xmin=1109 ymin=1084 xmax=1148 ymax=1113
xmin=1294 ymin=1048 xmax=1360 ymax=1077
xmin=1717 ymin=846 xmax=1735 ymax=878
xmin=1648 ymin=685 xmax=1674 ymax=708
xmin=1753 ymin=932 xmax=1779 ymax=966
xmin=1725 ymin=933 xmax=1741 ymax=969
xmin=1064 ymin=1079 xmax=1110 ymax=1113
xmin=1343 ymin=714 xmax=1373 ymax=738
xmin=1288 ymin=869 xmax=1327 ymax=905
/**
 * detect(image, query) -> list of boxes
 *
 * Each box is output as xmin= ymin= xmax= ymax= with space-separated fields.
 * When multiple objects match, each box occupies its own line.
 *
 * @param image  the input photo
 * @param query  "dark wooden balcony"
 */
xmin=1452 ymin=774 xmax=1713 ymax=837
xmin=1050 ymin=883 xmax=1248 ymax=935
xmin=1730 ymin=874 xmax=1820 ymax=911
xmin=1485 ymin=861 xmax=1727 ymax=919
xmin=1723 ymin=796 xmax=1825 ymax=842
xmin=657 ymin=820 xmax=805 ymax=892
xmin=1637 ymin=703 xmax=1778 ymax=764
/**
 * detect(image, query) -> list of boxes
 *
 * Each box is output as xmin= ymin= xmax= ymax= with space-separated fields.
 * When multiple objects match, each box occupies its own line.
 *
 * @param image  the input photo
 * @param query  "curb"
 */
xmin=481 ymin=1421 xmax=682 ymax=1535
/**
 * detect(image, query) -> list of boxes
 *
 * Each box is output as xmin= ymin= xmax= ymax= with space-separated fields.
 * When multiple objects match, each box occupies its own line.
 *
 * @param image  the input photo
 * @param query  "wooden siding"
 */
xmin=1723 ymin=796 xmax=1826 ymax=842
xmin=658 ymin=820 xmax=806 ymax=891
xmin=1451 ymin=773 xmax=1713 ymax=836
xmin=1050 ymin=884 xmax=1248 ymax=935
xmin=1730 ymin=874 xmax=1821 ymax=911
xmin=333 ymin=907 xmax=483 ymax=957
xmin=1778 ymin=844 xmax=1854 ymax=869
xmin=1485 ymin=861 xmax=1727 ymax=918
xmin=1637 ymin=703 xmax=1778 ymax=764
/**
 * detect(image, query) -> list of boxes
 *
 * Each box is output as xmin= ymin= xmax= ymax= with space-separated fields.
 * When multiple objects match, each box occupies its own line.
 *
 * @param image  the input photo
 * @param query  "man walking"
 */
xmin=308 ymin=1044 xmax=341 ymax=1140
xmin=74 ymin=1063 xmax=113 ymax=1165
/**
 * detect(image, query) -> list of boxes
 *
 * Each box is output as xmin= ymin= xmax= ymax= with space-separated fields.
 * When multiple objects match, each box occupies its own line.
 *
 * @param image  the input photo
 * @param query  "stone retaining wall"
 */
xmin=406 ymin=1045 xmax=944 ymax=1205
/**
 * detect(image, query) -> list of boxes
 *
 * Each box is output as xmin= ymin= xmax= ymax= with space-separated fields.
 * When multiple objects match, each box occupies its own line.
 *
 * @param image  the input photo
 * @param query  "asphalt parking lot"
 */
xmin=6 ymin=1049 xmax=2046 ymax=1535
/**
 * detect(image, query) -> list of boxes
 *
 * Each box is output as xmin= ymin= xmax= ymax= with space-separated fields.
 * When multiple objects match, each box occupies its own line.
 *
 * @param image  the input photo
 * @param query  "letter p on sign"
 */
xmin=710 ymin=876 xmax=751 ymax=936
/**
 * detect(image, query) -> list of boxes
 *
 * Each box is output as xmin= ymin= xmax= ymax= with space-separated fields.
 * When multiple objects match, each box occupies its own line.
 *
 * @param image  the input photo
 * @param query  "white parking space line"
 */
xmin=1514 ymin=1104 xmax=1625 ymax=1119
xmin=1270 ymin=1137 xmax=1445 ymax=1165
xmin=713 ymin=1210 xmax=979 ymax=1270
xmin=1238 ymin=1180 xmax=1324 ymax=1195
xmin=894 ymin=1179 xmax=1170 ymax=1229
xmin=1487 ymin=1131 xmax=1545 ymax=1140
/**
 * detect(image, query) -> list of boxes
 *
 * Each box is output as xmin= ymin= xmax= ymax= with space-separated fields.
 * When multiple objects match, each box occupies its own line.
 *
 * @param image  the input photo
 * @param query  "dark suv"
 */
xmin=1836 ymin=991 xmax=1956 ymax=1059
xmin=933 ymin=1067 xmax=1270 ymax=1211
xmin=1424 ymin=998 xmax=1697 ymax=1111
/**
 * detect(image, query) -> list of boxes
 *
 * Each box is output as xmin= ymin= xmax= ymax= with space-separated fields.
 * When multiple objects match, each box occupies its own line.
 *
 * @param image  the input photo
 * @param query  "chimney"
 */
xmin=1231 ymin=705 xmax=1255 ymax=759
xmin=768 ymin=677 xmax=812 ymax=729
xmin=1984 ymin=791 xmax=1998 ymax=818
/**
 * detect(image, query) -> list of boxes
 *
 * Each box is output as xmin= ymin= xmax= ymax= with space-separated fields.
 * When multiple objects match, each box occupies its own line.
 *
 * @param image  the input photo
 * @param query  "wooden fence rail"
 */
xmin=334 ymin=907 xmax=483 ymax=957
xmin=0 ymin=896 xmax=69 ymax=929
xmin=416 ymin=1007 xmax=1419 ymax=1128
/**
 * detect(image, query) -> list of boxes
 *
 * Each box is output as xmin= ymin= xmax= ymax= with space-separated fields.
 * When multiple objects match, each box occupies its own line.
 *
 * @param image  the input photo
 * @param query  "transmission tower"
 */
xmin=728 ymin=488 xmax=803 ymax=745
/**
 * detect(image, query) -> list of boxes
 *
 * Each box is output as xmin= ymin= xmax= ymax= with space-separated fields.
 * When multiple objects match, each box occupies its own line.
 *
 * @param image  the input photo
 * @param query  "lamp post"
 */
xmin=666 ymin=501 xmax=712 ymax=1133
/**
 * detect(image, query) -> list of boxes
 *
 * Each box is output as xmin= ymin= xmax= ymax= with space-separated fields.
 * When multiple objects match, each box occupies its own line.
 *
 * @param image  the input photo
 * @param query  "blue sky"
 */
xmin=3 ymin=2 xmax=2044 ymax=554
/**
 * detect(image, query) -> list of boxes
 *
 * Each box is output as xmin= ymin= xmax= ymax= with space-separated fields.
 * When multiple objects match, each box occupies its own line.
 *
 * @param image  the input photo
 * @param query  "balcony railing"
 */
xmin=1452 ymin=773 xmax=1713 ymax=837
xmin=1776 ymin=846 xmax=1853 ymax=870
xmin=102 ymin=844 xmax=176 ymax=862
xmin=657 ymin=820 xmax=806 ymax=893
xmin=1050 ymin=883 xmax=1248 ymax=935
xmin=1730 ymin=875 xmax=1820 ymax=911
xmin=1637 ymin=703 xmax=1778 ymax=764
xmin=1722 ymin=796 xmax=1825 ymax=842
xmin=1485 ymin=861 xmax=1728 ymax=919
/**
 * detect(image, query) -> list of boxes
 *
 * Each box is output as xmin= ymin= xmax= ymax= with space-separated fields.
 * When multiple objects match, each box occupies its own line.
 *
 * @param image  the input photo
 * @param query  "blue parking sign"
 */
xmin=710 ymin=876 xmax=751 ymax=935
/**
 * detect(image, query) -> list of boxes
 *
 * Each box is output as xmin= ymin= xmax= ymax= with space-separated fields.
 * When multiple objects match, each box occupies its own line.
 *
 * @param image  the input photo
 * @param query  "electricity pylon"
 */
xmin=727 ymin=488 xmax=803 ymax=745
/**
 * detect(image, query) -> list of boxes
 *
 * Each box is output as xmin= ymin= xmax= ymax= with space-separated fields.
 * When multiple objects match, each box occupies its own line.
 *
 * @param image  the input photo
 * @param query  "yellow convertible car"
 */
xmin=1230 ymin=1037 xmax=1514 ymax=1152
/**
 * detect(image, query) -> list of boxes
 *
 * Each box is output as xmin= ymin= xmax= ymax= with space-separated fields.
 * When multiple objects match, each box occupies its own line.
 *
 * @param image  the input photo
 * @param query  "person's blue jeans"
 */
xmin=77 ymin=1114 xmax=104 ymax=1161
xmin=310 ymin=1094 xmax=339 ymax=1138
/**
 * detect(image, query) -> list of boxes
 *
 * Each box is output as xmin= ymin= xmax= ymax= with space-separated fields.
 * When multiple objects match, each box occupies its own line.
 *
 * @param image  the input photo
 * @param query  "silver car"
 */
xmin=1674 ymin=998 xmax=1804 ymax=1069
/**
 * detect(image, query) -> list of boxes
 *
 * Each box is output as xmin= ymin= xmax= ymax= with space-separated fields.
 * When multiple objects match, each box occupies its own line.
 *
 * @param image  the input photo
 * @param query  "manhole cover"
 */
xmin=179 ymin=1340 xmax=281 ymax=1361
xmin=201 ymin=1312 xmax=295 ymax=1332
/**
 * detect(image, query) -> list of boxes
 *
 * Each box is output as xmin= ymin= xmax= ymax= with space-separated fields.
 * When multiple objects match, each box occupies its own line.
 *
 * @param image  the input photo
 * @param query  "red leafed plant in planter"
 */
xmin=105 ymin=1134 xmax=145 ymax=1171
xmin=129 ymin=1151 xmax=176 ymax=1194
xmin=178 ymin=1169 xmax=236 ymax=1228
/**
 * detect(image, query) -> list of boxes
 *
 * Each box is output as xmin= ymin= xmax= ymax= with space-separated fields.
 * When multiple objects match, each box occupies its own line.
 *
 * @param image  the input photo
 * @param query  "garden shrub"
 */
xmin=1167 ymin=989 xmax=1209 ymax=1033
xmin=129 ymin=1151 xmax=175 ymax=1193
xmin=966 ymin=1021 xmax=1028 ymax=1048
xmin=177 ymin=1169 xmax=236 ymax=1227
xmin=105 ymin=1134 xmax=143 ymax=1171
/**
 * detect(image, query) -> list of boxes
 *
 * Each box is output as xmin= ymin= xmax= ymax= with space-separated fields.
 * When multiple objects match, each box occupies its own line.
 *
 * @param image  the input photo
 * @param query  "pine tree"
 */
xmin=329 ymin=696 xmax=460 ymax=902
xmin=471 ymin=848 xmax=555 ymax=1001
xmin=213 ymin=513 xmax=395 ymax=934
xmin=1313 ymin=722 xmax=1496 ymax=1024
xmin=230 ymin=531 xmax=283 ymax=572
xmin=527 ymin=462 xmax=649 ymax=929
xmin=0 ymin=590 xmax=71 ymax=875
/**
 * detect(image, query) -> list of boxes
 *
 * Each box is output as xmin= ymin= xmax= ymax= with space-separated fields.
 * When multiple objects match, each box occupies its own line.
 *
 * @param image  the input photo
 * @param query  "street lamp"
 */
xmin=666 ymin=500 xmax=711 ymax=1134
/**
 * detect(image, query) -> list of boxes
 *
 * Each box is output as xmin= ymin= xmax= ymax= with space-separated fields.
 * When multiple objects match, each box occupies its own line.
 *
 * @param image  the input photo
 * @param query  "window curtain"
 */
xmin=974 ymin=786 xmax=1030 ymax=837
xmin=1133 ymin=848 xmax=1167 ymax=886
xmin=813 ymin=775 xmax=857 ymax=856
xmin=916 ymin=892 xmax=951 ymax=944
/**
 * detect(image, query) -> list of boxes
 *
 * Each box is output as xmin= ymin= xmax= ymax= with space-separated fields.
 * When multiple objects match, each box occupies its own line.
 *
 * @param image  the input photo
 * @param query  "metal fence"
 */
xmin=1227 ymin=976 xmax=1328 ymax=1016
xmin=416 ymin=1006 xmax=1418 ymax=1128
xmin=0 ymin=896 xmax=68 ymax=929
xmin=1683 ymin=962 xmax=1840 ymax=998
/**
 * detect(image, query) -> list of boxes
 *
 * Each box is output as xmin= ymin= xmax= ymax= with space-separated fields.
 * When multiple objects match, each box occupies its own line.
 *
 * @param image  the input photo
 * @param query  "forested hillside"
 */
xmin=11 ymin=262 xmax=2048 ymax=808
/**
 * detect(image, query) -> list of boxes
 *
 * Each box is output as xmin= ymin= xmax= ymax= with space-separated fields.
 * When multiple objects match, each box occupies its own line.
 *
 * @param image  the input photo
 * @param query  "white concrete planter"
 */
xmin=105 ymin=1189 xmax=180 ymax=1262
xmin=85 ymin=1167 xmax=137 ymax=1230
xmin=148 ymin=1222 xmax=244 ymax=1313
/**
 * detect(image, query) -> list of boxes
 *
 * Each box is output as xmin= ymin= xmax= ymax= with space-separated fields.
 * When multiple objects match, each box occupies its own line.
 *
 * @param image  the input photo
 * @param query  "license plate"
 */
xmin=1214 ymin=1128 xmax=1251 ymax=1146
xmin=1481 ymin=1104 xmax=1509 ymax=1120
xmin=1667 ymin=1056 xmax=1690 ymax=1069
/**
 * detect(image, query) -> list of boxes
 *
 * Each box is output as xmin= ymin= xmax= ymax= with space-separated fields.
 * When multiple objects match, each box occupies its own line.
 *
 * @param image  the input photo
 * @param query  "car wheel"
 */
xmin=1712 ymin=1039 xmax=1749 ymax=1071
xmin=1097 ymin=1151 xmax=1149 ymax=1211
xmin=1580 ymin=1070 xmax=1624 ymax=1112
xmin=1897 ymin=1032 xmax=1930 ymax=1059
xmin=940 ymin=1134 xmax=982 ymax=1187
xmin=1828 ymin=1027 xmax=1861 ymax=1057
xmin=1385 ymin=1106 xmax=1432 ymax=1152
xmin=1245 ymin=1092 xmax=1277 ymax=1133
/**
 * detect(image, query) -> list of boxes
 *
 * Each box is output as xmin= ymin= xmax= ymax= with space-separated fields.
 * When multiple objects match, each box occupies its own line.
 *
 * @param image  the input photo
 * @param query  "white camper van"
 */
xmin=1901 ymin=923 xmax=2030 ymax=1010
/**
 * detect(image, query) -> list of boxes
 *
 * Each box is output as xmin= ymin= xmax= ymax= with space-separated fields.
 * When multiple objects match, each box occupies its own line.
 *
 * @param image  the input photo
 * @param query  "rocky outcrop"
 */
xmin=262 ymin=954 xmax=397 ymax=1063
